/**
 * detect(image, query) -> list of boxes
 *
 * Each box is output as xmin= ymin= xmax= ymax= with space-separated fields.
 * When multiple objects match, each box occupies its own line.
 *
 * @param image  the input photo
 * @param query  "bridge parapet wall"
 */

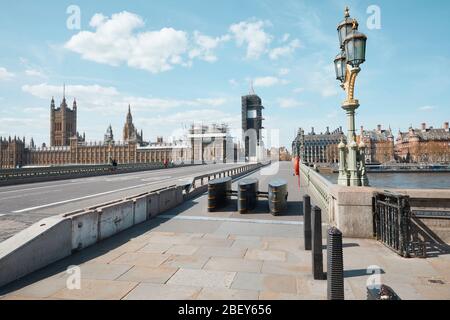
xmin=300 ymin=163 xmax=450 ymax=240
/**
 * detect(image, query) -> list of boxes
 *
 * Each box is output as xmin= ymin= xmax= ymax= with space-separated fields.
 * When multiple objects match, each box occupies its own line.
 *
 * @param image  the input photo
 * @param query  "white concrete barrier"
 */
xmin=97 ymin=200 xmax=134 ymax=241
xmin=0 ymin=216 xmax=72 ymax=288
xmin=70 ymin=210 xmax=99 ymax=251
xmin=147 ymin=192 xmax=160 ymax=218
xmin=133 ymin=195 xmax=148 ymax=225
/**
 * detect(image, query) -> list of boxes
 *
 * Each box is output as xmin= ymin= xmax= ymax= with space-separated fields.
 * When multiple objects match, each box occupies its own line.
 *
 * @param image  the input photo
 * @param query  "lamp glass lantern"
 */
xmin=344 ymin=29 xmax=367 ymax=68
xmin=334 ymin=51 xmax=346 ymax=82
xmin=337 ymin=8 xmax=355 ymax=49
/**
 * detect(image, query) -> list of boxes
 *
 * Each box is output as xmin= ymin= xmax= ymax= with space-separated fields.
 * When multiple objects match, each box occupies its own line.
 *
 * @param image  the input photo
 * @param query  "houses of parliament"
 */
xmin=0 ymin=91 xmax=234 ymax=169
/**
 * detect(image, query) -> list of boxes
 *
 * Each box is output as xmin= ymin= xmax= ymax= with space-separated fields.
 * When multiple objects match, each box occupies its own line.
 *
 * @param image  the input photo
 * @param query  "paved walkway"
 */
xmin=1 ymin=162 xmax=449 ymax=300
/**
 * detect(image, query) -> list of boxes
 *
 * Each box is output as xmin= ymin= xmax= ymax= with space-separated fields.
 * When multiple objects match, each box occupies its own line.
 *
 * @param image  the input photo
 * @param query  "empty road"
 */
xmin=0 ymin=163 xmax=245 ymax=242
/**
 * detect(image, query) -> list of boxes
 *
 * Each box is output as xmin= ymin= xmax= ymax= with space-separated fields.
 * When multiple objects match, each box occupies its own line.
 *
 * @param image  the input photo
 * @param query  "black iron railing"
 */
xmin=373 ymin=191 xmax=412 ymax=257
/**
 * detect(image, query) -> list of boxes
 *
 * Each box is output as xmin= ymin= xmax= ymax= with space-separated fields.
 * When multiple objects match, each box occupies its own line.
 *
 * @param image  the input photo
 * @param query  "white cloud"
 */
xmin=189 ymin=31 xmax=230 ymax=63
xmin=229 ymin=20 xmax=272 ymax=59
xmin=281 ymin=33 xmax=290 ymax=42
xmin=253 ymin=76 xmax=288 ymax=88
xmin=293 ymin=87 xmax=305 ymax=93
xmin=419 ymin=105 xmax=435 ymax=111
xmin=278 ymin=68 xmax=290 ymax=76
xmin=277 ymin=98 xmax=304 ymax=109
xmin=65 ymin=11 xmax=226 ymax=74
xmin=25 ymin=69 xmax=47 ymax=78
xmin=140 ymin=109 xmax=239 ymax=127
xmin=21 ymin=83 xmax=227 ymax=114
xmin=269 ymin=39 xmax=301 ymax=60
xmin=0 ymin=67 xmax=14 ymax=80
xmin=308 ymin=62 xmax=339 ymax=97
xmin=229 ymin=79 xmax=239 ymax=87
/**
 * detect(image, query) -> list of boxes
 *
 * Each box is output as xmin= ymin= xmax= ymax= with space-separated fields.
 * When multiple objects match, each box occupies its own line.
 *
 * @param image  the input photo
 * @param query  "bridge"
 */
xmin=0 ymin=161 xmax=449 ymax=300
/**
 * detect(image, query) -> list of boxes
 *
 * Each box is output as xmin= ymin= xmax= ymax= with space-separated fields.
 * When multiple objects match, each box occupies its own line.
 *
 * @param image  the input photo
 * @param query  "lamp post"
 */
xmin=334 ymin=6 xmax=369 ymax=187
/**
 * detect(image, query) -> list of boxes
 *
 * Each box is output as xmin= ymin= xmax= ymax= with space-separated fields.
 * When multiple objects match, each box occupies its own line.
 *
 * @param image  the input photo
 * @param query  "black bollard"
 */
xmin=238 ymin=178 xmax=259 ymax=214
xmin=311 ymin=206 xmax=324 ymax=280
xmin=208 ymin=177 xmax=232 ymax=212
xmin=327 ymin=227 xmax=344 ymax=300
xmin=268 ymin=179 xmax=288 ymax=216
xmin=303 ymin=195 xmax=312 ymax=251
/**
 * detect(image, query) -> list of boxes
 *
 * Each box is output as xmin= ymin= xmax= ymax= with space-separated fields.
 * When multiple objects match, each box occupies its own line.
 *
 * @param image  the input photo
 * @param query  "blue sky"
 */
xmin=0 ymin=0 xmax=449 ymax=148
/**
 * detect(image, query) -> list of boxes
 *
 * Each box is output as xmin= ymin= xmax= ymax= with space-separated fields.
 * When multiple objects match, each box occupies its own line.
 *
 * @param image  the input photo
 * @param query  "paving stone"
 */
xmin=163 ymin=255 xmax=210 ymax=269
xmin=231 ymin=239 xmax=267 ymax=250
xmin=204 ymin=257 xmax=262 ymax=273
xmin=137 ymin=242 xmax=173 ymax=254
xmin=187 ymin=238 xmax=234 ymax=247
xmin=51 ymin=279 xmax=138 ymax=300
xmin=4 ymin=276 xmax=67 ymax=299
xmin=167 ymin=268 xmax=236 ymax=288
xmin=202 ymin=233 xmax=230 ymax=240
xmin=413 ymin=283 xmax=450 ymax=300
xmin=231 ymin=272 xmax=297 ymax=294
xmin=148 ymin=233 xmax=201 ymax=245
xmin=197 ymin=287 xmax=259 ymax=300
xmin=76 ymin=263 xmax=133 ymax=280
xmin=116 ymin=266 xmax=178 ymax=284
xmin=261 ymin=261 xmax=310 ymax=276
xmin=166 ymin=245 xmax=199 ymax=256
xmin=245 ymin=249 xmax=287 ymax=262
xmin=123 ymin=283 xmax=201 ymax=300
xmin=298 ymin=276 xmax=327 ymax=298
xmin=84 ymin=250 xmax=126 ymax=265
xmin=110 ymin=252 xmax=170 ymax=267
xmin=196 ymin=246 xmax=247 ymax=258
xmin=107 ymin=241 xmax=148 ymax=253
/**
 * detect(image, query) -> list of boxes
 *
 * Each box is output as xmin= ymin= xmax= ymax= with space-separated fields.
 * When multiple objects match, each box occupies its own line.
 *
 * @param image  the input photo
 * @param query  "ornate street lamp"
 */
xmin=337 ymin=7 xmax=356 ymax=49
xmin=335 ymin=6 xmax=369 ymax=187
xmin=334 ymin=51 xmax=346 ymax=83
xmin=343 ymin=21 xmax=367 ymax=68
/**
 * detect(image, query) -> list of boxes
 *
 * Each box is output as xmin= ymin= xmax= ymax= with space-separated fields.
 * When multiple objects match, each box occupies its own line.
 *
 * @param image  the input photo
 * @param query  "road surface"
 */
xmin=0 ymin=163 xmax=244 ymax=242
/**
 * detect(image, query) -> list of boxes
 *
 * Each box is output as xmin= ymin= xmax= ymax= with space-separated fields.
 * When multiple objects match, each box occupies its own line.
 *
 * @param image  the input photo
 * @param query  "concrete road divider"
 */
xmin=70 ymin=210 xmax=99 ymax=251
xmin=0 ymin=216 xmax=72 ymax=288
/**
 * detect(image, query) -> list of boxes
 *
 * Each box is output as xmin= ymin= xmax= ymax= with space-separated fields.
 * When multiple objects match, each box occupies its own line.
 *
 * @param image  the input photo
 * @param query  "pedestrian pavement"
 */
xmin=1 ymin=162 xmax=449 ymax=300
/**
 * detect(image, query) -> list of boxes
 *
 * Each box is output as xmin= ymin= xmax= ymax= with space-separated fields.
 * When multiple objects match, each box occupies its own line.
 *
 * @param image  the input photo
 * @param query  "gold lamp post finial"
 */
xmin=344 ymin=6 xmax=350 ymax=18
xmin=352 ymin=19 xmax=359 ymax=30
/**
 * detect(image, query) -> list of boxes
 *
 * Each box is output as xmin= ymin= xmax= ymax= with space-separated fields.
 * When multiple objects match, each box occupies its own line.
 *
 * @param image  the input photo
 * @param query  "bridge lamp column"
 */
xmin=334 ymin=7 xmax=369 ymax=187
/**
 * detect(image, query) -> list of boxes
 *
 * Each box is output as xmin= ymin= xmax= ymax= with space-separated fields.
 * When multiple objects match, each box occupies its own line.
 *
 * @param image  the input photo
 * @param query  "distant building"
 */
xmin=292 ymin=127 xmax=345 ymax=164
xmin=358 ymin=125 xmax=395 ymax=164
xmin=123 ymin=105 xmax=144 ymax=145
xmin=242 ymin=91 xmax=264 ymax=161
xmin=395 ymin=122 xmax=450 ymax=163
xmin=270 ymin=147 xmax=291 ymax=161
xmin=187 ymin=123 xmax=236 ymax=163
xmin=50 ymin=88 xmax=82 ymax=146
xmin=104 ymin=124 xmax=114 ymax=145
xmin=0 ymin=136 xmax=26 ymax=168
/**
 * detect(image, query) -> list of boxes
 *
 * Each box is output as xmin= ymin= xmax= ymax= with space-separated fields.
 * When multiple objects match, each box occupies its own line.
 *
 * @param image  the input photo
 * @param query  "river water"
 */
xmin=321 ymin=172 xmax=450 ymax=189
